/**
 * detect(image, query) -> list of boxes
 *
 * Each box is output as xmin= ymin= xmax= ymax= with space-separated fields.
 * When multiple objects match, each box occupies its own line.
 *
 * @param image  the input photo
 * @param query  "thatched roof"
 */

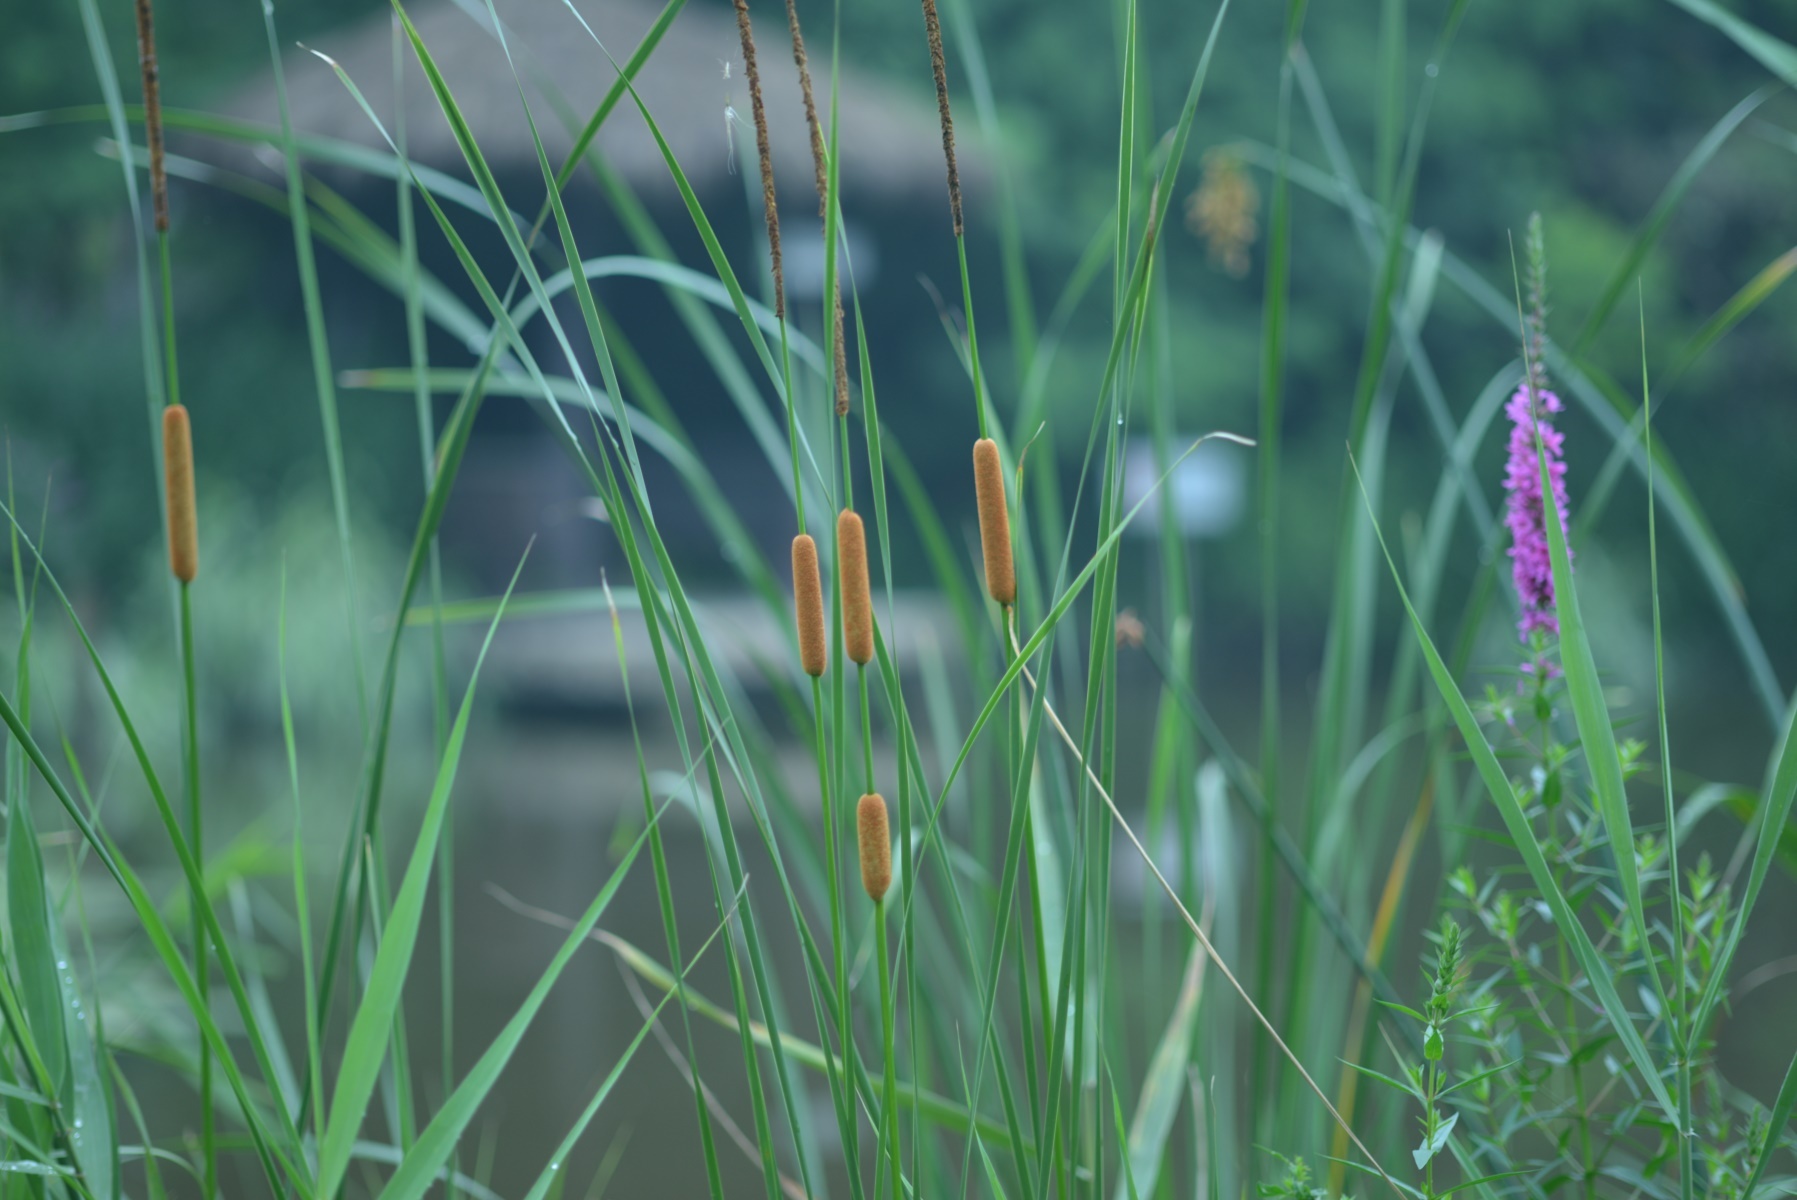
xmin=223 ymin=0 xmax=982 ymax=202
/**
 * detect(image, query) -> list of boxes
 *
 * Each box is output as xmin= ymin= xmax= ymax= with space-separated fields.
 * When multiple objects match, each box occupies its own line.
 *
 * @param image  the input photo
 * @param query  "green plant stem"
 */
xmin=158 ymin=233 xmax=181 ymax=410
xmin=810 ymin=675 xmax=855 ymax=1166
xmin=178 ymin=582 xmax=215 ymax=1200
xmin=956 ymin=236 xmax=988 ymax=440
xmin=859 ymin=667 xmax=874 ymax=795
xmin=874 ymin=909 xmax=901 ymax=1200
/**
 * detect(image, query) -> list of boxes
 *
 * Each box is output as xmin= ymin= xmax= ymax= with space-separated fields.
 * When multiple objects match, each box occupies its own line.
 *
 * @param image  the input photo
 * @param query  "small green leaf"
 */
xmin=1423 ymin=1025 xmax=1444 ymax=1062
xmin=1411 ymin=1111 xmax=1458 ymax=1170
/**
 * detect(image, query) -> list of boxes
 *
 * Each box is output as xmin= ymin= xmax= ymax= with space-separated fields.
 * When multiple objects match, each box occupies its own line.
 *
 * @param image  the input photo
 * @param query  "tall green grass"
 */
xmin=1 ymin=0 xmax=1795 ymax=1196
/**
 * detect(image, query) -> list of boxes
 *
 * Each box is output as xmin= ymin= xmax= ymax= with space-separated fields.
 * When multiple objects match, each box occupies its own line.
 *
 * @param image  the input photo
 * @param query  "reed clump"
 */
xmin=163 ymin=404 xmax=197 ymax=583
xmin=838 ymin=509 xmax=873 ymax=666
xmin=856 ymin=792 xmax=891 ymax=903
xmin=972 ymin=438 xmax=1014 ymax=606
xmin=792 ymin=533 xmax=827 ymax=677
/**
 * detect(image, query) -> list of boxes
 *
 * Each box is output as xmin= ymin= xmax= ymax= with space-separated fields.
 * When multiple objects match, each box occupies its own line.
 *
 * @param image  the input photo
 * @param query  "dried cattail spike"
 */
xmin=163 ymin=404 xmax=197 ymax=583
xmin=838 ymin=509 xmax=872 ymax=666
xmin=972 ymin=438 xmax=1014 ymax=606
xmin=732 ymin=0 xmax=785 ymax=319
xmin=783 ymin=0 xmax=828 ymax=217
xmin=134 ymin=0 xmax=168 ymax=233
xmin=792 ymin=533 xmax=827 ymax=677
xmin=856 ymin=792 xmax=891 ymax=903
xmin=918 ymin=0 xmax=963 ymax=237
xmin=832 ymin=296 xmax=851 ymax=416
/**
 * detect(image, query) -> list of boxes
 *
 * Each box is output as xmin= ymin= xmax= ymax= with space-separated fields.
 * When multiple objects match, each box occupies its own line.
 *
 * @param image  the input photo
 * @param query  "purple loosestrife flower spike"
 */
xmin=1503 ymin=382 xmax=1571 ymax=639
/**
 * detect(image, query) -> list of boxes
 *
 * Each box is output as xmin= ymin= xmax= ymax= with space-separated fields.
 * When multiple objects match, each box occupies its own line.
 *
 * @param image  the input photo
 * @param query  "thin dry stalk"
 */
xmin=917 ymin=0 xmax=963 ymax=236
xmin=133 ymin=0 xmax=169 ymax=232
xmin=733 ymin=0 xmax=785 ymax=318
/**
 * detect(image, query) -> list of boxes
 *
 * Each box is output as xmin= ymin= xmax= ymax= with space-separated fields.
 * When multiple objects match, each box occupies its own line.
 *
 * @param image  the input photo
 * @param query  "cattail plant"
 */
xmin=972 ymin=437 xmax=1014 ymax=606
xmin=731 ymin=0 xmax=783 ymax=320
xmin=838 ymin=509 xmax=873 ymax=666
xmin=163 ymin=404 xmax=198 ymax=583
xmin=792 ymin=533 xmax=827 ymax=677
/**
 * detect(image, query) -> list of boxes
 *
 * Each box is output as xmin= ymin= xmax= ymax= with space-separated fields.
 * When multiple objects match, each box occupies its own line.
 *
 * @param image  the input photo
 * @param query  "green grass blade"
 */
xmin=1112 ymin=946 xmax=1203 ymax=1200
xmin=257 ymin=0 xmax=369 ymax=722
xmin=1661 ymin=0 xmax=1797 ymax=85
xmin=1570 ymin=86 xmax=1775 ymax=353
xmin=1529 ymin=365 xmax=1666 ymax=1012
xmin=316 ymin=555 xmax=528 ymax=1200
xmin=1742 ymin=1045 xmax=1797 ymax=1200
xmin=375 ymin=816 xmax=661 ymax=1200
xmin=8 ymin=784 xmax=69 ymax=1103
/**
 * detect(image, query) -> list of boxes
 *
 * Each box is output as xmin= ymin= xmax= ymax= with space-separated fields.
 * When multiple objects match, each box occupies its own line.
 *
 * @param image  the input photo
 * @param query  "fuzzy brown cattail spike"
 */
xmin=918 ymin=0 xmax=963 ymax=237
xmin=783 ymin=0 xmax=829 ymax=217
xmin=134 ymin=0 xmax=169 ymax=232
xmin=972 ymin=438 xmax=1014 ymax=606
xmin=733 ymin=0 xmax=785 ymax=319
xmin=792 ymin=533 xmax=827 ymax=676
xmin=163 ymin=404 xmax=197 ymax=583
xmin=856 ymin=792 xmax=891 ymax=903
xmin=838 ymin=509 xmax=872 ymax=666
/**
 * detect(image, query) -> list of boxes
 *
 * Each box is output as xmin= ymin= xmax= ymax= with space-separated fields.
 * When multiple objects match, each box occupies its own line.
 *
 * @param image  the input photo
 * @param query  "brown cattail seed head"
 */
xmin=856 ymin=792 xmax=891 ymax=903
xmin=163 ymin=404 xmax=197 ymax=583
xmin=783 ymin=0 xmax=829 ymax=217
xmin=732 ymin=0 xmax=784 ymax=319
xmin=838 ymin=509 xmax=873 ymax=666
xmin=792 ymin=533 xmax=827 ymax=677
xmin=832 ymin=295 xmax=851 ymax=417
xmin=972 ymin=438 xmax=1014 ymax=606
xmin=918 ymin=0 xmax=963 ymax=238
xmin=134 ymin=0 xmax=169 ymax=232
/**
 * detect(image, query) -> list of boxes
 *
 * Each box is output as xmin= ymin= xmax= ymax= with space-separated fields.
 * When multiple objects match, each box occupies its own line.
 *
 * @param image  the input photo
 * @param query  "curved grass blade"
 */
xmin=315 ymin=554 xmax=528 ymax=1200
xmin=1662 ymin=0 xmax=1797 ymax=85
xmin=373 ymin=810 xmax=663 ymax=1200
xmin=1570 ymin=86 xmax=1775 ymax=352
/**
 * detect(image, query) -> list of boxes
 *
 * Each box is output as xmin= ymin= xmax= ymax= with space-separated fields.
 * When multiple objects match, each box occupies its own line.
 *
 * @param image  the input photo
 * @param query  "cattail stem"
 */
xmin=732 ymin=0 xmax=784 ymax=319
xmin=134 ymin=0 xmax=168 ymax=233
xmin=163 ymin=404 xmax=198 ymax=583
xmin=917 ymin=0 xmax=963 ymax=238
xmin=874 ymin=904 xmax=902 ymax=1200
xmin=838 ymin=510 xmax=872 ymax=666
xmin=972 ymin=438 xmax=1014 ymax=606
xmin=792 ymin=533 xmax=827 ymax=677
